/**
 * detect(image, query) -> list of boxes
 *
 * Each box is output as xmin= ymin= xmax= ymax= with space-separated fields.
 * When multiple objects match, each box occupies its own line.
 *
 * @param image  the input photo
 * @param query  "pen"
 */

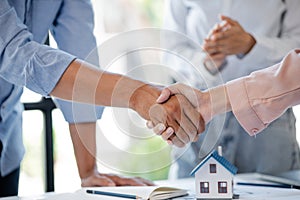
xmin=86 ymin=189 xmax=142 ymax=199
xmin=237 ymin=182 xmax=300 ymax=189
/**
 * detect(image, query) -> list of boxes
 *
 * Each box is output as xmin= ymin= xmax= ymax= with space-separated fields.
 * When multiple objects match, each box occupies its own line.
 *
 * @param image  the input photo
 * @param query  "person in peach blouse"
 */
xmin=162 ymin=0 xmax=300 ymax=177
xmin=154 ymin=48 xmax=300 ymax=149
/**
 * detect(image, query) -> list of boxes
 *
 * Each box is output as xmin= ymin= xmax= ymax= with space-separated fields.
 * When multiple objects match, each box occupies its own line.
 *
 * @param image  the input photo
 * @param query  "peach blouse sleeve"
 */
xmin=226 ymin=49 xmax=300 ymax=136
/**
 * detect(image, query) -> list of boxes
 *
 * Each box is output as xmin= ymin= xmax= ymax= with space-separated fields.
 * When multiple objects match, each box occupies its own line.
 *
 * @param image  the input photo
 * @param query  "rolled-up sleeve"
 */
xmin=50 ymin=0 xmax=104 ymax=123
xmin=226 ymin=49 xmax=300 ymax=136
xmin=0 ymin=0 xmax=75 ymax=96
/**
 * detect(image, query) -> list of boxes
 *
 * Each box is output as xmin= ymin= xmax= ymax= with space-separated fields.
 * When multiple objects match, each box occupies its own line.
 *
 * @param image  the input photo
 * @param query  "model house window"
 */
xmin=218 ymin=182 xmax=227 ymax=193
xmin=200 ymin=182 xmax=209 ymax=193
xmin=209 ymin=164 xmax=216 ymax=173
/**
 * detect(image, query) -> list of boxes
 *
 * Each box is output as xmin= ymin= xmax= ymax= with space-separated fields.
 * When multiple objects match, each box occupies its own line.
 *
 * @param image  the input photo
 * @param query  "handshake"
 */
xmin=130 ymin=82 xmax=230 ymax=147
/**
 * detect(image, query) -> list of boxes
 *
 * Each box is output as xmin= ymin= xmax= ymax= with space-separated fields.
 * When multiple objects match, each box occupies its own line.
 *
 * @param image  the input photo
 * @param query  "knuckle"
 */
xmin=178 ymin=132 xmax=189 ymax=144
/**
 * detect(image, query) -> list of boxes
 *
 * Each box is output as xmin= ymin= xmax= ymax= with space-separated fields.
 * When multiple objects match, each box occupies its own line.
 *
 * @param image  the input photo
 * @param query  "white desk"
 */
xmin=2 ymin=174 xmax=300 ymax=200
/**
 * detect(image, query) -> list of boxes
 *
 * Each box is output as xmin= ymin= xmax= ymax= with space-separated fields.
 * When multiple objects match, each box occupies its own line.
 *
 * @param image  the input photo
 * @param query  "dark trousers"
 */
xmin=0 ymin=141 xmax=20 ymax=197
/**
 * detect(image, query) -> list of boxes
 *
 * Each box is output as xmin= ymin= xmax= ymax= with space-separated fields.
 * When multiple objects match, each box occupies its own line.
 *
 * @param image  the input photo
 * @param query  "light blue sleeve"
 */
xmin=50 ymin=0 xmax=104 ymax=123
xmin=0 ymin=0 xmax=75 ymax=96
xmin=240 ymin=0 xmax=300 ymax=72
xmin=163 ymin=0 xmax=216 ymax=89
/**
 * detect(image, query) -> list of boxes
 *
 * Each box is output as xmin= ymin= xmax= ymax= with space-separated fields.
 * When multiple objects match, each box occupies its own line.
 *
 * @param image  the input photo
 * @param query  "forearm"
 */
xmin=51 ymin=59 xmax=161 ymax=120
xmin=69 ymin=122 xmax=97 ymax=179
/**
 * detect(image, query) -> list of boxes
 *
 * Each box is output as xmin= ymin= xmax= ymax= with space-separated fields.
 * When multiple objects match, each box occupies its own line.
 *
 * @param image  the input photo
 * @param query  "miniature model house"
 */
xmin=190 ymin=149 xmax=237 ymax=199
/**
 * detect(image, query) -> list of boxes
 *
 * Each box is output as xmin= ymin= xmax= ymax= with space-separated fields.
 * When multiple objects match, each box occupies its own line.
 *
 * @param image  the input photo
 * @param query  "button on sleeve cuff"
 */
xmin=226 ymin=78 xmax=267 ymax=136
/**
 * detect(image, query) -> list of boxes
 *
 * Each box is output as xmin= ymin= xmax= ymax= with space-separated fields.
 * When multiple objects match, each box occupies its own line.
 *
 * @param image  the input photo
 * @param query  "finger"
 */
xmin=218 ymin=20 xmax=231 ymax=31
xmin=193 ymin=134 xmax=200 ymax=142
xmin=183 ymin=100 xmax=206 ymax=134
xmin=203 ymin=41 xmax=224 ymax=55
xmin=153 ymin=123 xmax=166 ymax=135
xmin=210 ymin=31 xmax=227 ymax=41
xmin=146 ymin=121 xmax=154 ymax=129
xmin=175 ymin=113 xmax=197 ymax=142
xmin=203 ymin=39 xmax=217 ymax=49
xmin=207 ymin=23 xmax=220 ymax=38
xmin=81 ymin=175 xmax=116 ymax=187
xmin=205 ymin=53 xmax=226 ymax=68
xmin=173 ymin=123 xmax=190 ymax=144
xmin=166 ymin=84 xmax=200 ymax=107
xmin=160 ymin=83 xmax=183 ymax=96
xmin=167 ymin=139 xmax=173 ymax=145
xmin=164 ymin=116 xmax=190 ymax=144
xmin=205 ymin=40 xmax=231 ymax=55
xmin=148 ymin=104 xmax=167 ymax=129
xmin=170 ymin=134 xmax=186 ymax=148
xmin=104 ymin=174 xmax=146 ymax=186
xmin=175 ymin=94 xmax=205 ymax=135
xmin=166 ymin=134 xmax=176 ymax=145
xmin=156 ymin=88 xmax=172 ymax=103
xmin=219 ymin=15 xmax=238 ymax=26
xmin=210 ymin=31 xmax=233 ymax=45
xmin=205 ymin=46 xmax=221 ymax=55
xmin=161 ymin=127 xmax=175 ymax=141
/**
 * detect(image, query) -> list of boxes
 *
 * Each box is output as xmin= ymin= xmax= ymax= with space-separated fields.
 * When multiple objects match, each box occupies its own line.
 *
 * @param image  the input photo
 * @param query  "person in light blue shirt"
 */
xmin=163 ymin=0 xmax=300 ymax=178
xmin=0 ymin=0 xmax=203 ymax=197
xmin=0 ymin=0 xmax=156 ymax=197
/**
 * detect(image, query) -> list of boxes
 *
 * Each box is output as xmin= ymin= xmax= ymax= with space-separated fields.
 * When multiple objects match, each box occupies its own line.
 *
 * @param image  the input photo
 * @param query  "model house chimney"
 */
xmin=218 ymin=146 xmax=223 ymax=156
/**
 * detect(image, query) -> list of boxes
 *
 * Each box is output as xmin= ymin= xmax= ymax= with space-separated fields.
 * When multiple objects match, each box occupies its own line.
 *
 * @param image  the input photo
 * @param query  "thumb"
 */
xmin=156 ymin=88 xmax=172 ymax=103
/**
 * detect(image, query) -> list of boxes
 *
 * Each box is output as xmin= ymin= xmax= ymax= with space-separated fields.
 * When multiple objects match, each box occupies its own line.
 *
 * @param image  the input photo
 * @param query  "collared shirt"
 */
xmin=165 ymin=0 xmax=300 ymax=174
xmin=227 ymin=49 xmax=300 ymax=136
xmin=0 ymin=0 xmax=103 ymax=176
xmin=164 ymin=0 xmax=300 ymax=84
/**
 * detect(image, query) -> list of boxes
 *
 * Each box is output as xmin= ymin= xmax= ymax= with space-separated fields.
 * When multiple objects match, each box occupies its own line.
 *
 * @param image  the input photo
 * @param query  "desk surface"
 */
xmin=2 ymin=173 xmax=300 ymax=200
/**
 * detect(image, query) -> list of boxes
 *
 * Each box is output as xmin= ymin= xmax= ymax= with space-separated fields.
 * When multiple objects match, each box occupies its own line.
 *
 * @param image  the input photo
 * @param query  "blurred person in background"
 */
xmin=0 ymin=0 xmax=157 ymax=197
xmin=163 ymin=0 xmax=300 ymax=178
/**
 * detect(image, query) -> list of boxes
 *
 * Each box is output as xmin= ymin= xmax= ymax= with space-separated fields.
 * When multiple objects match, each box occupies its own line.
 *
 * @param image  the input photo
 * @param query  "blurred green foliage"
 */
xmin=118 ymin=0 xmax=169 ymax=181
xmin=120 ymin=135 xmax=172 ymax=180
xmin=135 ymin=0 xmax=165 ymax=26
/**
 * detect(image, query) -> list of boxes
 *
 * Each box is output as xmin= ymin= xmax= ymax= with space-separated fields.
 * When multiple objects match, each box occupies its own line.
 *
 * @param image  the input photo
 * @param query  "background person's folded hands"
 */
xmin=203 ymin=15 xmax=256 ymax=57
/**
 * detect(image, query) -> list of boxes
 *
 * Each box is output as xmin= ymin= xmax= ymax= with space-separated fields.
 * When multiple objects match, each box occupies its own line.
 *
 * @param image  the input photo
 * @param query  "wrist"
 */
xmin=80 ymin=165 xmax=98 ymax=180
xmin=197 ymin=90 xmax=212 ymax=123
xmin=202 ymin=85 xmax=231 ymax=121
xmin=243 ymin=33 xmax=256 ymax=55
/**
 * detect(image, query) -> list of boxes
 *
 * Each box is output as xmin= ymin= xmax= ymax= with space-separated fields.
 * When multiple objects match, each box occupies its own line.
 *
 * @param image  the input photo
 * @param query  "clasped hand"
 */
xmin=131 ymin=84 xmax=212 ymax=147
xmin=202 ymin=15 xmax=256 ymax=71
xmin=130 ymin=84 xmax=205 ymax=147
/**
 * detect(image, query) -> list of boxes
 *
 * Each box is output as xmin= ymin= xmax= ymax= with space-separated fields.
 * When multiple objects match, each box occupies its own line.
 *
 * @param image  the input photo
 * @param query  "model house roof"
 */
xmin=190 ymin=150 xmax=238 ymax=176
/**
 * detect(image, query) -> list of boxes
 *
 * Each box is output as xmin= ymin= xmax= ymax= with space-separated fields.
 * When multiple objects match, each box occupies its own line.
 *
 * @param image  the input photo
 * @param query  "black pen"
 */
xmin=86 ymin=189 xmax=142 ymax=199
xmin=237 ymin=182 xmax=300 ymax=189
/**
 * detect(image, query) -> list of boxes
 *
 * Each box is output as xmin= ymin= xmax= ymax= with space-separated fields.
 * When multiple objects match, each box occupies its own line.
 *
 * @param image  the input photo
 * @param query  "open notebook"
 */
xmin=85 ymin=186 xmax=188 ymax=200
xmin=44 ymin=186 xmax=188 ymax=200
